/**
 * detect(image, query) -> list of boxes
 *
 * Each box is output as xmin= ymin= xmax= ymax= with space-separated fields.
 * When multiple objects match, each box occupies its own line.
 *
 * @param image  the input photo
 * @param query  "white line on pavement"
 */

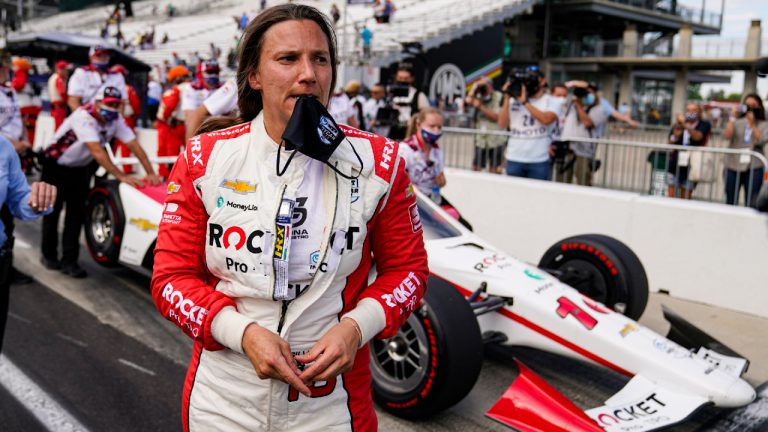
xmin=8 ymin=312 xmax=32 ymax=324
xmin=14 ymin=238 xmax=31 ymax=249
xmin=117 ymin=358 xmax=157 ymax=376
xmin=0 ymin=354 xmax=90 ymax=432
xmin=56 ymin=333 xmax=89 ymax=348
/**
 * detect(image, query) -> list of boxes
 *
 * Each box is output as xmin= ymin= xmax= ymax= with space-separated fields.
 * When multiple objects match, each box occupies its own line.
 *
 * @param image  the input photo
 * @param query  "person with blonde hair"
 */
xmin=401 ymin=107 xmax=446 ymax=198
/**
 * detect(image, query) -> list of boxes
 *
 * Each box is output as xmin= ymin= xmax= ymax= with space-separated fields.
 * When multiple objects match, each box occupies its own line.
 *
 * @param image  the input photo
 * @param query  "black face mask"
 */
xmin=277 ymin=96 xmax=363 ymax=179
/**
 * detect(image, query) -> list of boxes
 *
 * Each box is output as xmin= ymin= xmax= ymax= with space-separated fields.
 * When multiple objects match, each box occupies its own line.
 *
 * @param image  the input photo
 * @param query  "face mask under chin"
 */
xmin=277 ymin=96 xmax=363 ymax=180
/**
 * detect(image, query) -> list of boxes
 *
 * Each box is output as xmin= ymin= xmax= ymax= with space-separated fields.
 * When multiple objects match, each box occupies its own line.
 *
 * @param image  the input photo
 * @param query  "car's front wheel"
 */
xmin=539 ymin=234 xmax=649 ymax=320
xmin=85 ymin=181 xmax=124 ymax=267
xmin=371 ymin=276 xmax=483 ymax=418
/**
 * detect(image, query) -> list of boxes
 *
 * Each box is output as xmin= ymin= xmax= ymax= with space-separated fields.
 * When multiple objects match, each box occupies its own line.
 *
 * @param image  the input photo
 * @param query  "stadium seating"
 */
xmin=14 ymin=0 xmax=535 ymax=74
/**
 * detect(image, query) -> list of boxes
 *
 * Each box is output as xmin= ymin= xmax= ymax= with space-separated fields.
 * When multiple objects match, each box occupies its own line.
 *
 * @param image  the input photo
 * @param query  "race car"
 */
xmin=84 ymin=174 xmax=757 ymax=432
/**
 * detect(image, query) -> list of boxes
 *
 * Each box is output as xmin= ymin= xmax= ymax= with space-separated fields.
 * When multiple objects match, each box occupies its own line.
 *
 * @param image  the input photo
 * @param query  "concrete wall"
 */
xmin=441 ymin=169 xmax=768 ymax=318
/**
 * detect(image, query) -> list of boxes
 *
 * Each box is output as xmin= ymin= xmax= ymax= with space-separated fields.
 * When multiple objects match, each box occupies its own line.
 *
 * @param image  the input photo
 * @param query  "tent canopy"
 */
xmin=5 ymin=31 xmax=151 ymax=72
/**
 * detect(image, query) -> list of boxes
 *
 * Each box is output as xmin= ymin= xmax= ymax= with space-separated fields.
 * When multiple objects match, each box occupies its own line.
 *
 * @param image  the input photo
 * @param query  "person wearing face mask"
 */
xmin=667 ymin=102 xmax=711 ymax=199
xmin=182 ymin=59 xmax=222 ymax=139
xmin=387 ymin=62 xmax=430 ymax=140
xmin=465 ymin=77 xmax=505 ymax=173
xmin=400 ymin=107 xmax=446 ymax=196
xmin=67 ymin=45 xmax=127 ymax=112
xmin=723 ymin=94 xmax=768 ymax=207
xmin=41 ymin=86 xmax=160 ymax=278
xmin=150 ymin=5 xmax=427 ymax=431
xmin=557 ymin=83 xmax=607 ymax=186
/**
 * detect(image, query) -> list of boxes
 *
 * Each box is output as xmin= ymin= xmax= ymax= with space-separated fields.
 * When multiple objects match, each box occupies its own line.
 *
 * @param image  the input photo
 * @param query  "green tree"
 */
xmin=726 ymin=92 xmax=742 ymax=101
xmin=706 ymin=89 xmax=726 ymax=100
xmin=687 ymin=83 xmax=703 ymax=101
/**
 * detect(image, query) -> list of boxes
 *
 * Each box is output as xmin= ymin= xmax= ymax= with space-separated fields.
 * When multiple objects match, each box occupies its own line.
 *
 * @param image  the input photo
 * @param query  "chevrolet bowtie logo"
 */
xmin=405 ymin=183 xmax=415 ymax=198
xmin=166 ymin=182 xmax=181 ymax=194
xmin=220 ymin=179 xmax=257 ymax=194
xmin=129 ymin=218 xmax=158 ymax=232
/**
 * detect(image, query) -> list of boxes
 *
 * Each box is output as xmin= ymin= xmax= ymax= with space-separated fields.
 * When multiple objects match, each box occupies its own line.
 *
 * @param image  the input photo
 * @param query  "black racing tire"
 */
xmin=371 ymin=276 xmax=483 ymax=418
xmin=84 ymin=181 xmax=125 ymax=267
xmin=538 ymin=234 xmax=649 ymax=320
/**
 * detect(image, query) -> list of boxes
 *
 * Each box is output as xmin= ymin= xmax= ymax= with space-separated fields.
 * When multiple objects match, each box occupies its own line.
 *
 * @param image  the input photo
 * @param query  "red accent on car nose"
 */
xmin=486 ymin=360 xmax=604 ymax=432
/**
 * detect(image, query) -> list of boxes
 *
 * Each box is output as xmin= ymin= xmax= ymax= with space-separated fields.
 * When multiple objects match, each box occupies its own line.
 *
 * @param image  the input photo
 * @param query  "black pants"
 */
xmin=0 ymin=247 xmax=12 ymax=353
xmin=41 ymin=157 xmax=92 ymax=266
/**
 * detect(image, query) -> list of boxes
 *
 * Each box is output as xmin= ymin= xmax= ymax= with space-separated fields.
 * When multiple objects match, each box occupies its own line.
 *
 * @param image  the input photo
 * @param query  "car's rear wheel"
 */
xmin=371 ymin=276 xmax=483 ymax=418
xmin=539 ymin=234 xmax=649 ymax=320
xmin=85 ymin=181 xmax=124 ymax=267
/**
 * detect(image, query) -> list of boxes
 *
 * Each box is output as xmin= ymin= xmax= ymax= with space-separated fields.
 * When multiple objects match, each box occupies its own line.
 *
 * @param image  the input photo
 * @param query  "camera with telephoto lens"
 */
xmin=573 ymin=86 xmax=589 ymax=99
xmin=506 ymin=68 xmax=540 ymax=98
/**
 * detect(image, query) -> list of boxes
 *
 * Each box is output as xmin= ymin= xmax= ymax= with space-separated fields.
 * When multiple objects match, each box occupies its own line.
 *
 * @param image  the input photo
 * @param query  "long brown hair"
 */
xmin=196 ymin=4 xmax=338 ymax=135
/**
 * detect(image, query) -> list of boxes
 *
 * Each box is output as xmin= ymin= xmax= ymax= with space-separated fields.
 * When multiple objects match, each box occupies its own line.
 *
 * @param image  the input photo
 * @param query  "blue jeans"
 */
xmin=725 ymin=167 xmax=764 ymax=207
xmin=505 ymin=160 xmax=551 ymax=180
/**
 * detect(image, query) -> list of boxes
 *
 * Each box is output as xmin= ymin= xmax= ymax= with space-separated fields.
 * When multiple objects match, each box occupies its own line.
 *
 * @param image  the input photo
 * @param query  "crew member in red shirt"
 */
xmin=156 ymin=65 xmax=190 ymax=177
xmin=48 ymin=60 xmax=70 ymax=130
xmin=11 ymin=58 xmax=41 ymax=145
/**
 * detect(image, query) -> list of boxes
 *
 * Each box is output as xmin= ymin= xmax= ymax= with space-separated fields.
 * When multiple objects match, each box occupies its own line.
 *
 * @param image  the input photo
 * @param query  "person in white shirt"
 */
xmin=184 ymin=77 xmax=238 ymax=137
xmin=363 ymin=83 xmax=388 ymax=136
xmin=41 ymin=86 xmax=160 ymax=278
xmin=498 ymin=66 xmax=562 ymax=180
xmin=182 ymin=59 xmax=222 ymax=139
xmin=327 ymin=88 xmax=358 ymax=127
xmin=67 ymin=45 xmax=127 ymax=111
xmin=558 ymin=83 xmax=607 ymax=186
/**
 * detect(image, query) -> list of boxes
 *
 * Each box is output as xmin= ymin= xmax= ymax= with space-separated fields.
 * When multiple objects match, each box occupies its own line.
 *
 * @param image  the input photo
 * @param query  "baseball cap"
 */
xmin=167 ymin=65 xmax=189 ymax=82
xmin=12 ymin=57 xmax=31 ymax=71
xmin=55 ymin=60 xmax=70 ymax=70
xmin=109 ymin=64 xmax=128 ymax=76
xmin=97 ymin=86 xmax=122 ymax=103
xmin=345 ymin=80 xmax=361 ymax=93
xmin=89 ymin=44 xmax=110 ymax=57
xmin=202 ymin=59 xmax=220 ymax=75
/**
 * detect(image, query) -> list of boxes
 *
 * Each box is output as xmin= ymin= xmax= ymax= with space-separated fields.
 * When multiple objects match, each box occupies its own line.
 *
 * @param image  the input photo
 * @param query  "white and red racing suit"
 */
xmin=151 ymin=113 xmax=428 ymax=432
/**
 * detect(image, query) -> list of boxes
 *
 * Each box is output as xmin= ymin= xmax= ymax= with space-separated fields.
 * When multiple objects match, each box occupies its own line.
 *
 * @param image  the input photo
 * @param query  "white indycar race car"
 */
xmin=84 ymin=177 xmax=758 ymax=432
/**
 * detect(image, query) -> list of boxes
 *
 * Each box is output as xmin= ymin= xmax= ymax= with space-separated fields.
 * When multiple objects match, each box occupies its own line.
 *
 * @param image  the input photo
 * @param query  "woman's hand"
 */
xmin=28 ymin=182 xmax=56 ymax=212
xmin=242 ymin=323 xmax=311 ymax=397
xmin=295 ymin=319 xmax=360 ymax=383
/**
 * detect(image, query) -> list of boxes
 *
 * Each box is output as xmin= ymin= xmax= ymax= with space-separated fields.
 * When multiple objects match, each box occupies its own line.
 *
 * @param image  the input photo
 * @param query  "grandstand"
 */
xmin=9 ymin=0 xmax=537 ymax=75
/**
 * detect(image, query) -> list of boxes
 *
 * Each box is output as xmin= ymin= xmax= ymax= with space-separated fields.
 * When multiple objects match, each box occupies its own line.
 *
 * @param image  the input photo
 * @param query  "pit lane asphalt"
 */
xmin=2 ymin=219 xmax=766 ymax=432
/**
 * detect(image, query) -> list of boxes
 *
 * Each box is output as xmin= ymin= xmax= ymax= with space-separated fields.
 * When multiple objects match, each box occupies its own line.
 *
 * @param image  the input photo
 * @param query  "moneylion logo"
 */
xmin=129 ymin=218 xmax=158 ymax=231
xmin=220 ymin=179 xmax=257 ymax=194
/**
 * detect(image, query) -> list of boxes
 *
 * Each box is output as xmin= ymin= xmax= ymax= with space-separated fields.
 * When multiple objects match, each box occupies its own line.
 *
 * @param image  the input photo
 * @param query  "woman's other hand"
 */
xmin=242 ymin=323 xmax=311 ymax=397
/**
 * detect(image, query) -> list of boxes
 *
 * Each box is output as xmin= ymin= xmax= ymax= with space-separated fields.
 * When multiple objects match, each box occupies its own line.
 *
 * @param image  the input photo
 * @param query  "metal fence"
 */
xmin=440 ymin=126 xmax=768 ymax=208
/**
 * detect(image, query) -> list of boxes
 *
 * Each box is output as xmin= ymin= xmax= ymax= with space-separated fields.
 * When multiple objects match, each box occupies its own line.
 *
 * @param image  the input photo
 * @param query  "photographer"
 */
xmin=498 ymin=66 xmax=562 ymax=180
xmin=723 ymin=94 xmax=767 ymax=207
xmin=557 ymin=83 xmax=607 ymax=186
xmin=465 ymin=77 xmax=505 ymax=173
xmin=387 ymin=62 xmax=429 ymax=140
xmin=666 ymin=102 xmax=711 ymax=200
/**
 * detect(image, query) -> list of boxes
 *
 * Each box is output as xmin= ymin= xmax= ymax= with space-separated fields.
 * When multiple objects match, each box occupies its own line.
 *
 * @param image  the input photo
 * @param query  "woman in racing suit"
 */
xmin=150 ymin=4 xmax=428 ymax=432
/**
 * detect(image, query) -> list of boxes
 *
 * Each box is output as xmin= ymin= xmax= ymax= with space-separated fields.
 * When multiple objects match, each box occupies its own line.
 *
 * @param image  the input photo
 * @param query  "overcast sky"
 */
xmin=694 ymin=0 xmax=768 ymax=97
